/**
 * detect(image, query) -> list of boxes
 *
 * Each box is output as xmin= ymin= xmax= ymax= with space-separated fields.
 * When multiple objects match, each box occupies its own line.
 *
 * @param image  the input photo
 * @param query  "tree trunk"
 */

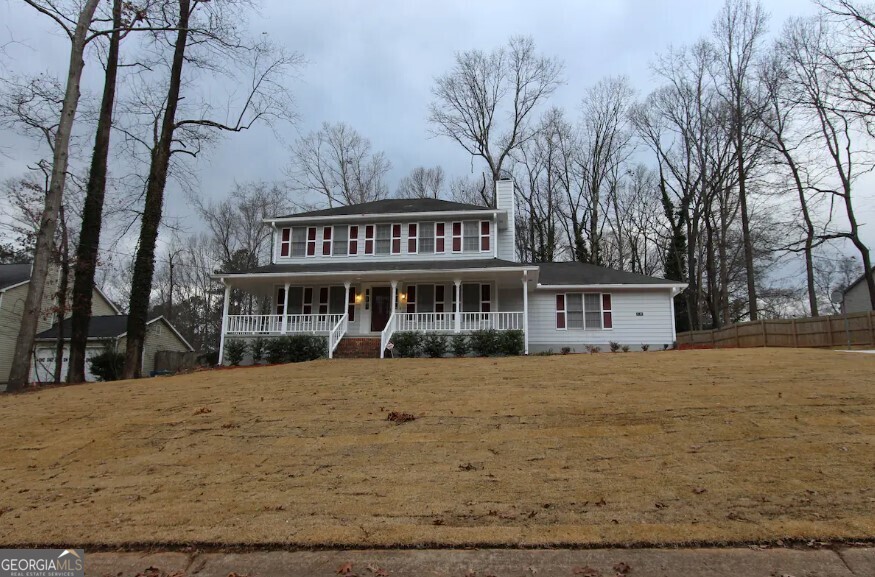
xmin=736 ymin=97 xmax=758 ymax=321
xmin=122 ymin=0 xmax=191 ymax=379
xmin=68 ymin=0 xmax=123 ymax=384
xmin=6 ymin=0 xmax=100 ymax=392
xmin=53 ymin=204 xmax=70 ymax=384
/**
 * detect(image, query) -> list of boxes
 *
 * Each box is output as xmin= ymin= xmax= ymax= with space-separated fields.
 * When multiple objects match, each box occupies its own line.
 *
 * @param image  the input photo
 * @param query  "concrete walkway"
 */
xmin=85 ymin=547 xmax=875 ymax=576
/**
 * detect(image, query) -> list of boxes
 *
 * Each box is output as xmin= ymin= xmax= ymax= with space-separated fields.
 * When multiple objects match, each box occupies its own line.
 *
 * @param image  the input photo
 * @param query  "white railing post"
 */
xmin=217 ymin=284 xmax=231 ymax=365
xmin=522 ymin=272 xmax=529 ymax=355
xmin=380 ymin=311 xmax=397 ymax=359
xmin=281 ymin=282 xmax=290 ymax=334
xmin=328 ymin=312 xmax=348 ymax=359
xmin=454 ymin=279 xmax=461 ymax=333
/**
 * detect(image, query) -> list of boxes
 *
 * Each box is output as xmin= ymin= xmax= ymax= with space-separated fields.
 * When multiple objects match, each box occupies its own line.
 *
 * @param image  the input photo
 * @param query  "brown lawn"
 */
xmin=0 ymin=348 xmax=873 ymax=548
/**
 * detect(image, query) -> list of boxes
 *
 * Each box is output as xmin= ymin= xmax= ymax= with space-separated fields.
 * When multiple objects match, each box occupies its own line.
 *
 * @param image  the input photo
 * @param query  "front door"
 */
xmin=370 ymin=286 xmax=392 ymax=332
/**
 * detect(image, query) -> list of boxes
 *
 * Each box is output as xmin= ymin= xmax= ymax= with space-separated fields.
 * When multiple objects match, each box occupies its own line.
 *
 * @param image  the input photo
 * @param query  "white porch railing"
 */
xmin=327 ymin=313 xmax=348 ymax=359
xmin=380 ymin=311 xmax=397 ymax=359
xmin=226 ymin=313 xmax=344 ymax=336
xmin=396 ymin=312 xmax=456 ymax=332
xmin=393 ymin=311 xmax=524 ymax=333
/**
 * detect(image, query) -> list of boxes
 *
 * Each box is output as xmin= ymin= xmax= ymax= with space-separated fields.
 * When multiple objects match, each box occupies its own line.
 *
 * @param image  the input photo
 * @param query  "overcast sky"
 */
xmin=5 ymin=0 xmax=872 ymax=265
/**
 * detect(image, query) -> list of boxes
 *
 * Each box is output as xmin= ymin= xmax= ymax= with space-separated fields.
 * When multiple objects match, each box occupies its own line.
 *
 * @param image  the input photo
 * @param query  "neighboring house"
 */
xmin=842 ymin=268 xmax=874 ymax=314
xmin=31 ymin=315 xmax=194 ymax=382
xmin=0 ymin=263 xmax=120 ymax=385
xmin=213 ymin=178 xmax=686 ymax=361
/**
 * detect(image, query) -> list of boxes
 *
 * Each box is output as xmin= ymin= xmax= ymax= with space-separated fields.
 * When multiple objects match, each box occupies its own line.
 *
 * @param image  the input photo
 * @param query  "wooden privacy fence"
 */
xmin=153 ymin=350 xmax=199 ymax=373
xmin=677 ymin=311 xmax=875 ymax=349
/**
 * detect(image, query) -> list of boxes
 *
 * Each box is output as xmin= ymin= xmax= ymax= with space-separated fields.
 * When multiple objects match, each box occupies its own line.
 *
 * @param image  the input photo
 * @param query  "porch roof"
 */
xmin=214 ymin=258 xmax=538 ymax=288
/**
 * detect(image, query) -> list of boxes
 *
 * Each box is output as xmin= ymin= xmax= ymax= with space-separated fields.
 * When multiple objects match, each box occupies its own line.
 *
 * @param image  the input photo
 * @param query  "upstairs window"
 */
xmin=376 ymin=224 xmax=391 ymax=254
xmin=349 ymin=225 xmax=359 ymax=255
xmin=365 ymin=225 xmax=375 ymax=254
xmin=436 ymin=223 xmax=446 ymax=253
xmin=306 ymin=227 xmax=317 ymax=256
xmin=392 ymin=224 xmax=402 ymax=254
xmin=322 ymin=226 xmax=333 ymax=256
xmin=480 ymin=221 xmax=490 ymax=251
xmin=452 ymin=222 xmax=462 ymax=252
xmin=463 ymin=221 xmax=479 ymax=251
xmin=333 ymin=225 xmax=348 ymax=256
xmin=280 ymin=228 xmax=291 ymax=257
xmin=290 ymin=227 xmax=307 ymax=257
xmin=420 ymin=222 xmax=434 ymax=253
xmin=408 ymin=223 xmax=418 ymax=253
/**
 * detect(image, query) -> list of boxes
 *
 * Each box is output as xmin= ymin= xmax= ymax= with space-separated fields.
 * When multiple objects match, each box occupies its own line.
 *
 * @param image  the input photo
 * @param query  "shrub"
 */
xmin=450 ymin=333 xmax=469 ymax=357
xmin=499 ymin=330 xmax=525 ymax=356
xmin=284 ymin=335 xmax=327 ymax=362
xmin=250 ymin=338 xmax=266 ymax=363
xmin=641 ymin=344 xmax=650 ymax=352
xmin=265 ymin=338 xmax=287 ymax=364
xmin=585 ymin=344 xmax=601 ymax=354
xmin=663 ymin=343 xmax=670 ymax=351
xmin=89 ymin=349 xmax=125 ymax=381
xmin=469 ymin=329 xmax=501 ymax=357
xmin=535 ymin=349 xmax=554 ymax=356
xmin=560 ymin=346 xmax=573 ymax=355
xmin=621 ymin=344 xmax=630 ymax=353
xmin=609 ymin=341 xmax=621 ymax=353
xmin=391 ymin=331 xmax=424 ymax=357
xmin=225 ymin=339 xmax=248 ymax=366
xmin=422 ymin=333 xmax=448 ymax=358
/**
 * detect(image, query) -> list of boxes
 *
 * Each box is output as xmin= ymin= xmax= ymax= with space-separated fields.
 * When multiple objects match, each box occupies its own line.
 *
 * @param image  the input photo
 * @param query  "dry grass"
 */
xmin=0 ymin=348 xmax=874 ymax=548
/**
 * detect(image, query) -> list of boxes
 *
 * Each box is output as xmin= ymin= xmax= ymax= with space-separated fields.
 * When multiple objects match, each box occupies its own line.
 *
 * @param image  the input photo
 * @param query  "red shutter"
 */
xmin=307 ymin=227 xmax=316 ymax=256
xmin=602 ymin=294 xmax=612 ymax=328
xmin=392 ymin=224 xmax=401 ymax=253
xmin=452 ymin=222 xmax=462 ymax=252
xmin=303 ymin=288 xmax=313 ymax=314
xmin=556 ymin=294 xmax=566 ymax=329
xmin=280 ymin=228 xmax=290 ymax=257
xmin=319 ymin=287 xmax=329 ymax=314
xmin=347 ymin=287 xmax=356 ymax=322
xmin=276 ymin=287 xmax=286 ymax=314
xmin=322 ymin=227 xmax=332 ymax=255
xmin=349 ymin=225 xmax=358 ymax=255
xmin=365 ymin=225 xmax=374 ymax=254
xmin=480 ymin=221 xmax=490 ymax=251
xmin=436 ymin=223 xmax=445 ymax=253
xmin=408 ymin=223 xmax=417 ymax=253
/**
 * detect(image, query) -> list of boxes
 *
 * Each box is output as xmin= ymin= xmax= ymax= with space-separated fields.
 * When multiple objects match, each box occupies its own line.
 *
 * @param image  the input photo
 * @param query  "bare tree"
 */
xmin=290 ymin=122 xmax=390 ymax=207
xmin=429 ymin=36 xmax=563 ymax=206
xmin=396 ymin=166 xmax=445 ymax=199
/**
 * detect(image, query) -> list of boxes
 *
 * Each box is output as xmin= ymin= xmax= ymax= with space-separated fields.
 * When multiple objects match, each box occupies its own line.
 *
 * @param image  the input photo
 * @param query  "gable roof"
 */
xmin=843 ymin=267 xmax=874 ymax=295
xmin=0 ymin=263 xmax=32 ymax=292
xmin=535 ymin=261 xmax=684 ymax=287
xmin=278 ymin=198 xmax=491 ymax=219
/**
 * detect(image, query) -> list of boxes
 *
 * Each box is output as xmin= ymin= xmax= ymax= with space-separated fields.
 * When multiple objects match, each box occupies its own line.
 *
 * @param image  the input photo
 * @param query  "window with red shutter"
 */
xmin=276 ymin=287 xmax=286 ymax=315
xmin=406 ymin=285 xmax=416 ymax=313
xmin=349 ymin=225 xmax=359 ymax=255
xmin=347 ymin=287 xmax=356 ymax=321
xmin=322 ymin=226 xmax=332 ymax=256
xmin=303 ymin=288 xmax=313 ymax=314
xmin=435 ymin=285 xmax=445 ymax=313
xmin=436 ymin=223 xmax=445 ymax=253
xmin=319 ymin=287 xmax=329 ymax=314
xmin=556 ymin=294 xmax=566 ymax=329
xmin=452 ymin=222 xmax=462 ymax=252
xmin=365 ymin=225 xmax=374 ymax=254
xmin=480 ymin=221 xmax=490 ymax=251
xmin=408 ymin=223 xmax=418 ymax=253
xmin=480 ymin=284 xmax=491 ymax=312
xmin=392 ymin=224 xmax=402 ymax=254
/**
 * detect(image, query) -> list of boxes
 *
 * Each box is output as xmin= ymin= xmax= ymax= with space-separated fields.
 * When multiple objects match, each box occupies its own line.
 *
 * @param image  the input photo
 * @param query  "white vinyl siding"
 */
xmin=528 ymin=288 xmax=676 ymax=351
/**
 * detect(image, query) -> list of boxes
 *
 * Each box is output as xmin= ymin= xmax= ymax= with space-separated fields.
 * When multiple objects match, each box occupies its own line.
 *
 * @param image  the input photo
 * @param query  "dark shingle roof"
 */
xmin=0 ymin=263 xmax=32 ymax=291
xmin=534 ymin=261 xmax=680 ymax=286
xmin=279 ymin=198 xmax=491 ymax=219
xmin=220 ymin=259 xmax=531 ymax=276
xmin=35 ymin=315 xmax=130 ymax=340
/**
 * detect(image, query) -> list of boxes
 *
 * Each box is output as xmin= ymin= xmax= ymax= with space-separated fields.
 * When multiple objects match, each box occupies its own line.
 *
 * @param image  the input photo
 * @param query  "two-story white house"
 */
xmin=213 ymin=178 xmax=686 ymax=361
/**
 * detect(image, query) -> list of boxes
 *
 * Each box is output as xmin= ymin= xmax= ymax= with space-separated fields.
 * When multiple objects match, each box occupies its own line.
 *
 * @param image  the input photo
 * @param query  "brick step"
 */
xmin=333 ymin=337 xmax=383 ymax=359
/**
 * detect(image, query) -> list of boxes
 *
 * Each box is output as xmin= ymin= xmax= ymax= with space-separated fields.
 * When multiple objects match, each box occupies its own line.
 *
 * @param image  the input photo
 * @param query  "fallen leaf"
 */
xmin=387 ymin=411 xmax=415 ymax=423
xmin=572 ymin=566 xmax=601 ymax=576
xmin=613 ymin=561 xmax=631 ymax=575
xmin=337 ymin=562 xmax=354 ymax=575
xmin=693 ymin=487 xmax=707 ymax=494
xmin=193 ymin=407 xmax=211 ymax=415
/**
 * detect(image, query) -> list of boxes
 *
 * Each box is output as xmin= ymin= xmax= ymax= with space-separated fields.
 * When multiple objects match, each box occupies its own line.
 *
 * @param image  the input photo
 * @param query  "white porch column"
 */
xmin=390 ymin=280 xmax=398 ymax=313
xmin=454 ymin=279 xmax=462 ymax=333
xmin=522 ymin=271 xmax=529 ymax=355
xmin=281 ymin=282 xmax=290 ymax=334
xmin=218 ymin=283 xmax=231 ymax=365
xmin=344 ymin=281 xmax=351 ymax=317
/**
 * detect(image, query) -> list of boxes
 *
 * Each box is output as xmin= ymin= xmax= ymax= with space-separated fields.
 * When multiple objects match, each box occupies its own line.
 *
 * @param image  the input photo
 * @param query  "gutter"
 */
xmin=536 ymin=283 xmax=688 ymax=291
xmin=264 ymin=209 xmax=503 ymax=226
xmin=213 ymin=265 xmax=540 ymax=282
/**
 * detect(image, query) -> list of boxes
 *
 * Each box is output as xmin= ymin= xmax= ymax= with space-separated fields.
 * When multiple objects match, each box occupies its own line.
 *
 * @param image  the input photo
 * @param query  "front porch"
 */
xmin=215 ymin=263 xmax=538 ymax=360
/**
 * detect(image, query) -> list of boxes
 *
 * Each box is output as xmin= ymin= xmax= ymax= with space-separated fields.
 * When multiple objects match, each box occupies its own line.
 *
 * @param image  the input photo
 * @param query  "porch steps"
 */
xmin=333 ymin=337 xmax=383 ymax=359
